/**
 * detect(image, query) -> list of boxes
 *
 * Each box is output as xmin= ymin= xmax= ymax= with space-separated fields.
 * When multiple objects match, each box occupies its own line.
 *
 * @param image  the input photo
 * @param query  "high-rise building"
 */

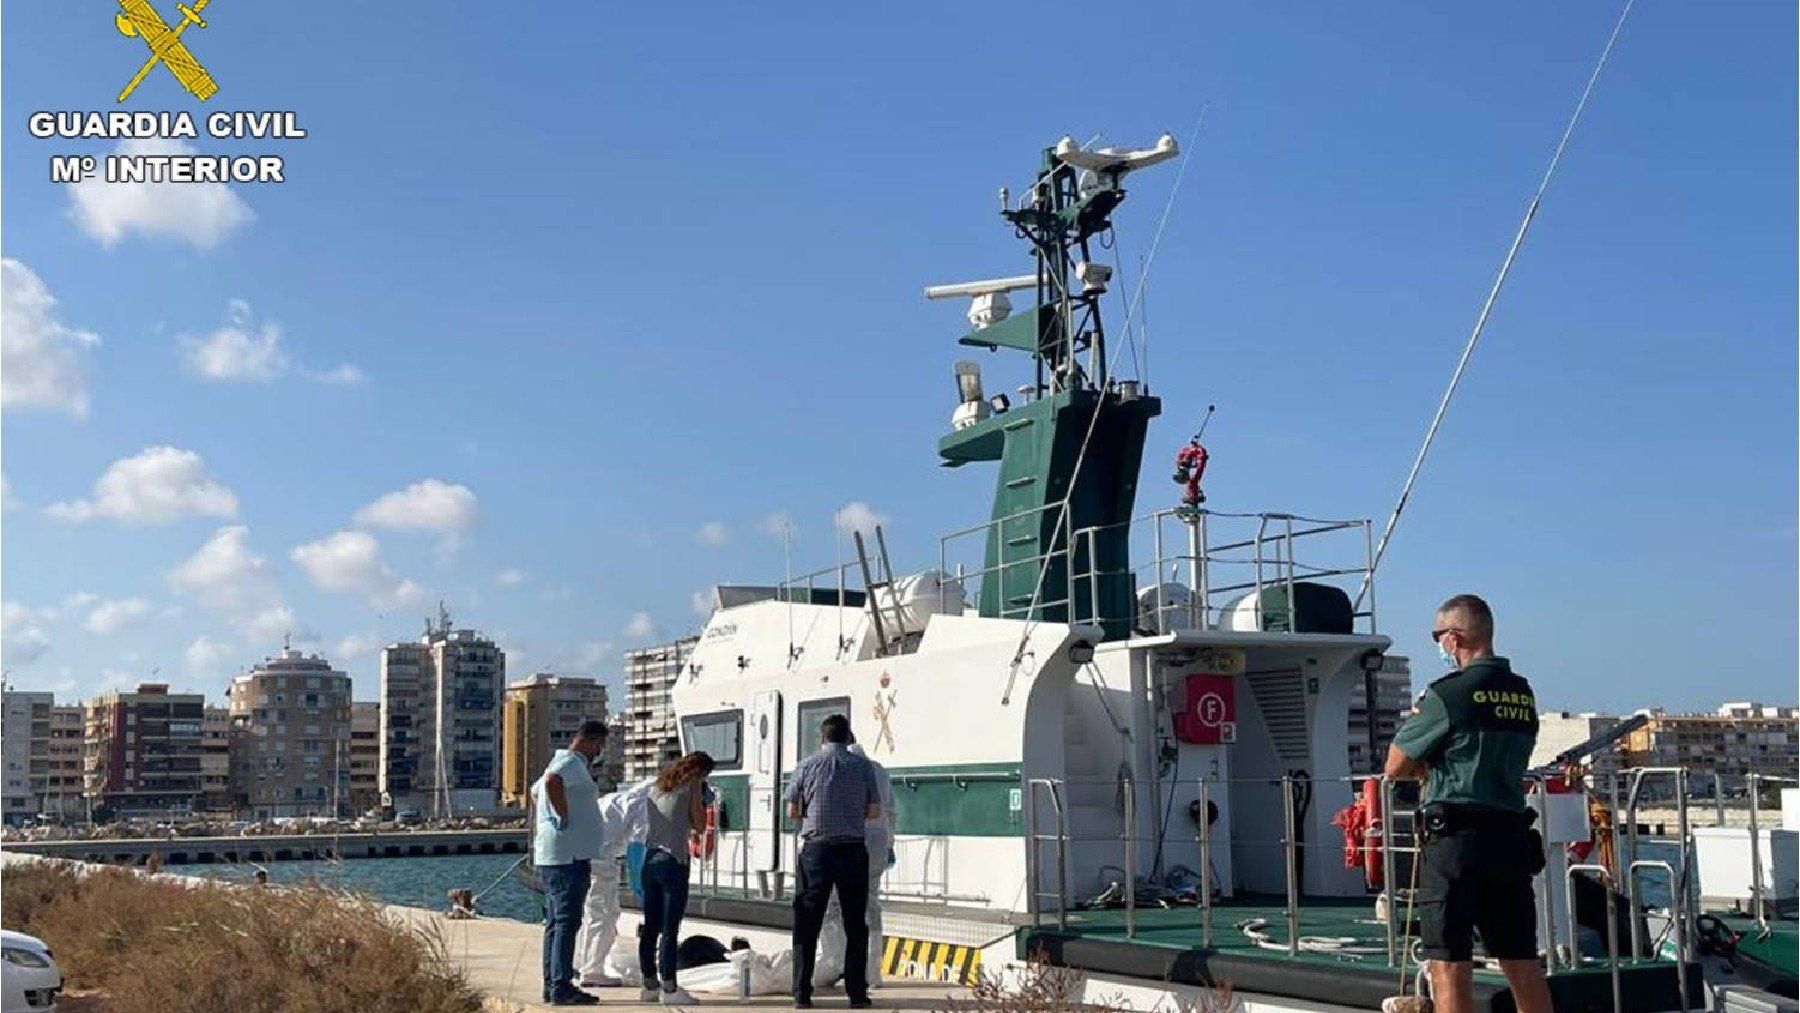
xmin=1 ymin=690 xmax=51 ymax=826
xmin=501 ymin=674 xmax=608 ymax=808
xmin=201 ymin=706 xmax=234 ymax=813
xmin=84 ymin=683 xmax=207 ymax=819
xmin=1346 ymin=656 xmax=1412 ymax=775
xmin=597 ymin=714 xmax=628 ymax=794
xmin=622 ymin=636 xmax=696 ymax=781
xmin=1623 ymin=703 xmax=1799 ymax=797
xmin=349 ymin=701 xmax=380 ymax=815
xmin=379 ymin=607 xmax=506 ymax=817
xmin=1531 ymin=712 xmax=1625 ymax=782
xmin=45 ymin=705 xmax=85 ymax=821
xmin=227 ymin=648 xmax=353 ymax=818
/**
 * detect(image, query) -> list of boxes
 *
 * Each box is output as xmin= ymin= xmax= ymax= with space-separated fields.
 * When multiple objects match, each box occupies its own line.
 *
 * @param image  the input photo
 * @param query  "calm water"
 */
xmin=181 ymin=853 xmax=546 ymax=923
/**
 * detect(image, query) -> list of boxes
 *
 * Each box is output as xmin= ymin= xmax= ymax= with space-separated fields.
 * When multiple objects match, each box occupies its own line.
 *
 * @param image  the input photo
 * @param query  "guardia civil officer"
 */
xmin=1385 ymin=595 xmax=1554 ymax=1013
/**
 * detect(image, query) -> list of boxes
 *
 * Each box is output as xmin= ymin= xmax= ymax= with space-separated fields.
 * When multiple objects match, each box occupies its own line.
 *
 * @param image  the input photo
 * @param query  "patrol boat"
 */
xmin=661 ymin=135 xmax=1704 ymax=1013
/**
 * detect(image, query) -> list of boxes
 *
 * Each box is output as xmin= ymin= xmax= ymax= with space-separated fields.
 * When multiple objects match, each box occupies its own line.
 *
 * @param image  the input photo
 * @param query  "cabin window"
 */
xmin=795 ymin=696 xmax=852 ymax=762
xmin=680 ymin=710 xmax=743 ymax=770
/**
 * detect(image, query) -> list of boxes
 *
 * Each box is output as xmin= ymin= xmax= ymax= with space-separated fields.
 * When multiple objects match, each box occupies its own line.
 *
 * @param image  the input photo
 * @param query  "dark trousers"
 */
xmin=540 ymin=860 xmax=592 ymax=1001
xmin=792 ymin=841 xmax=870 ymax=1001
xmin=638 ymin=849 xmax=692 ymax=988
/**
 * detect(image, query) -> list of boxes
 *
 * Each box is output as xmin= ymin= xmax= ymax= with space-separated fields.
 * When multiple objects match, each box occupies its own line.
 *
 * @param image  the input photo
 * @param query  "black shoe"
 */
xmin=850 ymin=998 xmax=872 ymax=1010
xmin=794 ymin=997 xmax=813 ymax=1009
xmin=550 ymin=990 xmax=600 ymax=1006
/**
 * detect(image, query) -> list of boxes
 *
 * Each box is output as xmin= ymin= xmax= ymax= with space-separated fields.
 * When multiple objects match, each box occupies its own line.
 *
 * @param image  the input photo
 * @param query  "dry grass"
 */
xmin=1 ymin=861 xmax=483 ymax=1013
xmin=946 ymin=952 xmax=1237 ymax=1013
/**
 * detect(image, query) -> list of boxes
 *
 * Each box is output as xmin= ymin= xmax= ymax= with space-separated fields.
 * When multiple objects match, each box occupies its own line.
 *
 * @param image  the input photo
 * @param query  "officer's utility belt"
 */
xmin=1417 ymin=803 xmax=1537 ymax=841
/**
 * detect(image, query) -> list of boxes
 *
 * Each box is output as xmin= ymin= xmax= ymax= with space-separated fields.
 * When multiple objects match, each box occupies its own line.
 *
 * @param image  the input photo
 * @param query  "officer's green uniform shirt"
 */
xmin=1392 ymin=656 xmax=1538 ymax=812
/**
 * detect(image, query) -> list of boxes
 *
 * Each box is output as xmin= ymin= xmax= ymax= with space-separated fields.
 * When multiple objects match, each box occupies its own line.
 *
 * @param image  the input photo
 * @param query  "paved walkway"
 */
xmin=389 ymin=906 xmax=969 ymax=1013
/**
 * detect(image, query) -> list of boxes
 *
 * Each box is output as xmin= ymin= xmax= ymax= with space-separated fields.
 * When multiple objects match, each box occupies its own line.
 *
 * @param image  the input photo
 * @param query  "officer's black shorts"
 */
xmin=1417 ymin=823 xmax=1541 ymax=962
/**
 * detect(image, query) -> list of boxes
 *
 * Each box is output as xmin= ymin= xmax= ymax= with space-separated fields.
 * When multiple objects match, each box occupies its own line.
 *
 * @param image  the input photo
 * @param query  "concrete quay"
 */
xmin=1 ymin=827 xmax=528 ymax=866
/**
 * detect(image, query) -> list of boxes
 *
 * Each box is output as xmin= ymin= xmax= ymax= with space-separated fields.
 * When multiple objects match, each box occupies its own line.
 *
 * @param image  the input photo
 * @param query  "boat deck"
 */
xmin=1026 ymin=895 xmax=1701 ymax=1013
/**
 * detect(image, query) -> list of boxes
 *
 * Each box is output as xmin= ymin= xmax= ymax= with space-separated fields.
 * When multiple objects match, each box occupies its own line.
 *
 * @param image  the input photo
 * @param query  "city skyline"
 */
xmin=3 ymin=3 xmax=1793 ymax=714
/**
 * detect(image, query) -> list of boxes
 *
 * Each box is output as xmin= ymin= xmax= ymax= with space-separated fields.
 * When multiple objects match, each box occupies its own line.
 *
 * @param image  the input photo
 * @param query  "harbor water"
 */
xmin=182 ymin=852 xmax=545 ymax=923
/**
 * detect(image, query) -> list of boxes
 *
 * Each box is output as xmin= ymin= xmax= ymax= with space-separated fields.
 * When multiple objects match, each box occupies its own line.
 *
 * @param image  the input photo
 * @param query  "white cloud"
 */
xmin=67 ymin=138 xmax=254 ymax=250
xmin=181 ymin=299 xmax=289 ymax=381
xmin=305 ymin=363 xmax=367 ymax=386
xmin=1 ymin=473 xmax=16 ymax=511
xmin=291 ymin=529 xmax=422 ymax=610
xmin=2 ymin=259 xmax=101 ymax=418
xmin=572 ymin=641 xmax=613 ymax=669
xmin=691 ymin=590 xmax=715 ymax=617
xmin=1 ymin=602 xmax=52 ymax=666
xmin=180 ymin=300 xmax=366 ymax=386
xmin=833 ymin=500 xmax=888 ymax=538
xmin=354 ymin=479 xmax=478 ymax=534
xmin=82 ymin=597 xmax=152 ymax=635
xmin=167 ymin=526 xmax=294 ymax=642
xmin=758 ymin=511 xmax=795 ymax=541
xmin=495 ymin=568 xmax=527 ymax=587
xmin=623 ymin=612 xmax=657 ymax=639
xmin=47 ymin=446 xmax=238 ymax=525
xmin=184 ymin=635 xmax=235 ymax=677
xmin=334 ymin=634 xmax=378 ymax=660
xmin=695 ymin=521 xmax=729 ymax=547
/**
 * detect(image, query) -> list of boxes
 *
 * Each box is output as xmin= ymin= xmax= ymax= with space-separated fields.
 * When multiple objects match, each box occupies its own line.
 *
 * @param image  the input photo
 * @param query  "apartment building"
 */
xmin=1623 ymin=702 xmax=1798 ymax=796
xmin=622 ymin=636 xmax=696 ymax=781
xmin=379 ymin=608 xmax=506 ymax=817
xmin=1346 ymin=655 xmax=1412 ymax=775
xmin=1 ymin=690 xmax=51 ymax=826
xmin=349 ymin=701 xmax=380 ymax=815
xmin=45 ymin=705 xmax=85 ymax=821
xmin=500 ymin=674 xmax=608 ymax=808
xmin=227 ymin=648 xmax=353 ymax=818
xmin=201 ymin=705 xmax=233 ymax=812
xmin=84 ymin=683 xmax=207 ymax=819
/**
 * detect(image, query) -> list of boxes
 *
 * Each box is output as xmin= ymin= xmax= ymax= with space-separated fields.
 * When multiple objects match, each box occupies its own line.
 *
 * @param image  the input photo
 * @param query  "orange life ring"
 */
xmin=689 ymin=805 xmax=718 ymax=860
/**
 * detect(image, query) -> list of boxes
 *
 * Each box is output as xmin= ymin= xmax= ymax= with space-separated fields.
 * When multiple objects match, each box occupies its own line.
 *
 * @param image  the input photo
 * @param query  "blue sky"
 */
xmin=2 ymin=1 xmax=1792 ymax=714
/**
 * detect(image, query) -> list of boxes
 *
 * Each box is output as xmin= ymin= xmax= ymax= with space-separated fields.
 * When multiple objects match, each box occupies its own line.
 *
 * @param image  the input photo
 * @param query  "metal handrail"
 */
xmin=1629 ymin=859 xmax=1689 ymax=1013
xmin=1024 ymin=778 xmax=1068 ymax=930
xmin=1566 ymin=863 xmax=1623 ymax=1012
xmin=1623 ymin=767 xmax=1693 ymax=962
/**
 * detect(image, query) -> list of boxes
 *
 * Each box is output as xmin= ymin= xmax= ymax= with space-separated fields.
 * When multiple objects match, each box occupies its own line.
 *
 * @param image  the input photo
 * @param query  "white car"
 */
xmin=1 ymin=930 xmax=60 ymax=1012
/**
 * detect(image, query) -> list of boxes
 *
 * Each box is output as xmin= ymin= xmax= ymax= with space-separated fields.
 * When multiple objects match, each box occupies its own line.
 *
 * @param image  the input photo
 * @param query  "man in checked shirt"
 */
xmin=786 ymin=713 xmax=883 ymax=1009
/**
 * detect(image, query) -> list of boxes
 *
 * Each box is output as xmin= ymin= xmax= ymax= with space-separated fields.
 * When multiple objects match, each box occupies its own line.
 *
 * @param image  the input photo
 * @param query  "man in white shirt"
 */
xmin=532 ymin=720 xmax=609 ymax=1007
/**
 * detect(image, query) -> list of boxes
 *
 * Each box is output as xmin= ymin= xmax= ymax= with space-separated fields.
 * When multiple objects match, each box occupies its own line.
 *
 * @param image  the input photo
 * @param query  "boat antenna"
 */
xmin=1192 ymin=404 xmax=1216 ymax=443
xmin=999 ymin=127 xmax=1192 ymax=704
xmin=1118 ymin=104 xmax=1209 ymax=390
xmin=1354 ymin=0 xmax=1635 ymax=610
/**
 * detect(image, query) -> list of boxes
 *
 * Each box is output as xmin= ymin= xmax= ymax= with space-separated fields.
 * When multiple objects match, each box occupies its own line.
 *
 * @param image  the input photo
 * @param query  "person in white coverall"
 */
xmin=813 ymin=740 xmax=896 ymax=990
xmin=576 ymin=780 xmax=652 ymax=987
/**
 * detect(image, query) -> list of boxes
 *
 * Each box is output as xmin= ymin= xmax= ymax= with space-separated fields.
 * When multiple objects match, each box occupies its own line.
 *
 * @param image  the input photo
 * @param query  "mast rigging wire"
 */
xmin=1355 ymin=0 xmax=1635 ymax=609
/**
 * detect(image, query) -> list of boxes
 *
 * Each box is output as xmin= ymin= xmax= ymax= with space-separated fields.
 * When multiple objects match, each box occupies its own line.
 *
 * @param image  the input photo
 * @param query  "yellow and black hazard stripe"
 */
xmin=881 ymin=936 xmax=982 ymax=986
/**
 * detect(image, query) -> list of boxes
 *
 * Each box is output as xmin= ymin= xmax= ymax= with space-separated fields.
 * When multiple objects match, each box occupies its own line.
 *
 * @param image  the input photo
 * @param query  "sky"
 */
xmin=1 ymin=2 xmax=1793 ymax=715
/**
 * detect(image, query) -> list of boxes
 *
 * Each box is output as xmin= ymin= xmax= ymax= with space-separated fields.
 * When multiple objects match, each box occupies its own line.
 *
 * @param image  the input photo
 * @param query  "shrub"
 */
xmin=1 ymin=861 xmax=482 ymax=1013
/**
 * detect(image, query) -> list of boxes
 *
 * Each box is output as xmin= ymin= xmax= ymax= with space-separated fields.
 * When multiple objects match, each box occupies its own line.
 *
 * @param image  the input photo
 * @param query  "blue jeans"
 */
xmin=541 ymin=860 xmax=592 ymax=1000
xmin=638 ymin=849 xmax=691 ymax=989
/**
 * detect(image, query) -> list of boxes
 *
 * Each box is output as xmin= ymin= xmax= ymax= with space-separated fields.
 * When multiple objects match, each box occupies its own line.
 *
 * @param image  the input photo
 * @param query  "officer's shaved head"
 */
xmin=1437 ymin=594 xmax=1495 ymax=645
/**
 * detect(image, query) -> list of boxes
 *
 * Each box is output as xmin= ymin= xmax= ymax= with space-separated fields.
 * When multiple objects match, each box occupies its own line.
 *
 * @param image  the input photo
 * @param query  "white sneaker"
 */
xmin=660 ymin=987 xmax=697 ymax=1005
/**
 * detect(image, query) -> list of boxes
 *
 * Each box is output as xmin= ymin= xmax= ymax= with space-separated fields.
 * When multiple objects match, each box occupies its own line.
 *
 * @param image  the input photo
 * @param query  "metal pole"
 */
xmin=1533 ymin=781 xmax=1557 ymax=972
xmin=1281 ymin=775 xmax=1299 ymax=957
xmin=1714 ymin=773 xmax=1725 ymax=828
xmin=1379 ymin=776 xmax=1397 ymax=967
xmin=1193 ymin=512 xmax=1208 ymax=631
xmin=1630 ymin=860 xmax=1689 ymax=1012
xmin=1153 ymin=518 xmax=1167 ymax=635
xmin=1747 ymin=774 xmax=1765 ymax=931
xmin=1025 ymin=780 xmax=1041 ymax=928
xmin=1675 ymin=767 xmax=1694 ymax=962
xmin=1566 ymin=864 xmax=1621 ymax=1011
xmin=1053 ymin=782 xmax=1068 ymax=931
xmin=1198 ymin=778 xmax=1213 ymax=948
xmin=1123 ymin=774 xmax=1137 ymax=939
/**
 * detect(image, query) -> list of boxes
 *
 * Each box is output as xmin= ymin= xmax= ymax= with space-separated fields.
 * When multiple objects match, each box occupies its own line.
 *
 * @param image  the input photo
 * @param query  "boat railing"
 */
xmin=1067 ymin=507 xmax=1380 ymax=637
xmin=938 ymin=501 xmax=1082 ymax=623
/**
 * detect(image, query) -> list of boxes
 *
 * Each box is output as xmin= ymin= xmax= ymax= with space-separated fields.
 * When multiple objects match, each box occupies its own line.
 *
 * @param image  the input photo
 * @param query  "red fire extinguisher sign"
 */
xmin=1174 ymin=674 xmax=1236 ymax=745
